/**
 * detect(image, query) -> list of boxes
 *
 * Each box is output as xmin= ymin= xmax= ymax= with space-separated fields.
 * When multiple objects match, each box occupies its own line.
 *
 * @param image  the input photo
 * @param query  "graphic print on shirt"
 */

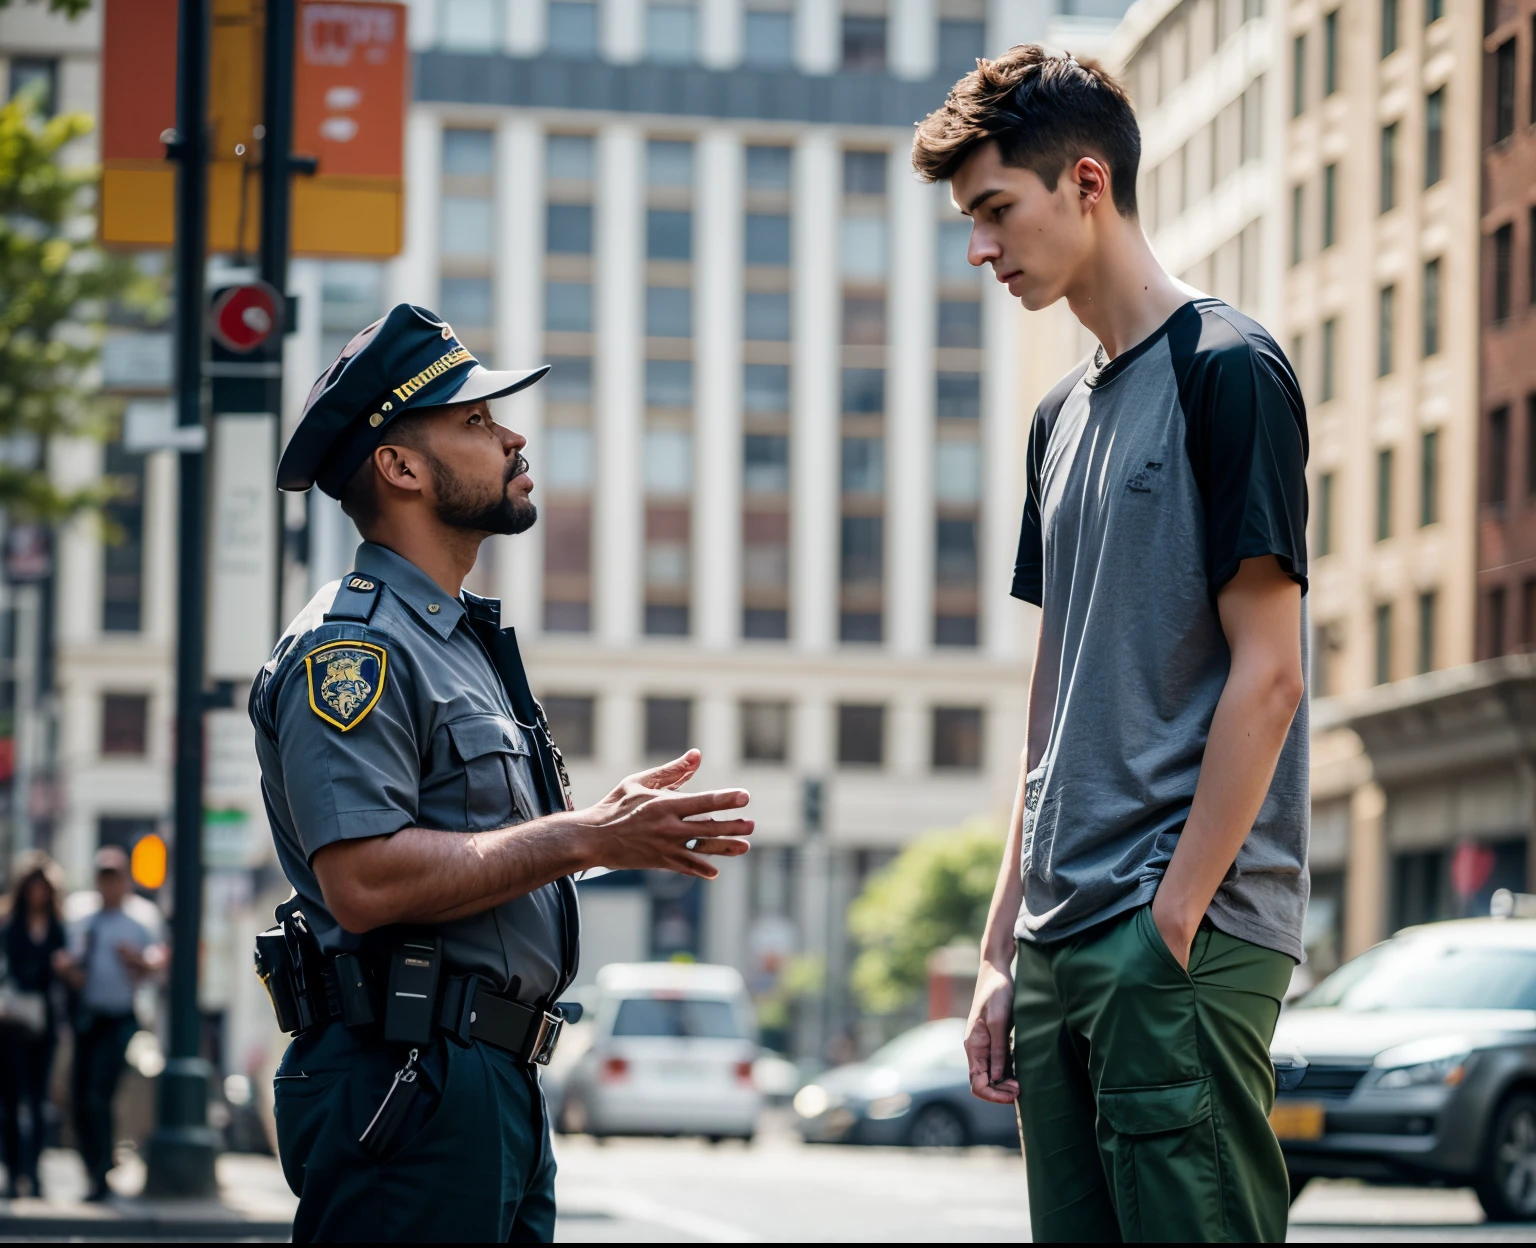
xmin=304 ymin=639 xmax=389 ymax=730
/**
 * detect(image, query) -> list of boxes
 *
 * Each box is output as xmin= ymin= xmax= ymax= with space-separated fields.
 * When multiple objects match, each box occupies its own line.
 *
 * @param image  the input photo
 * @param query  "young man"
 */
xmin=913 ymin=48 xmax=1308 ymax=1242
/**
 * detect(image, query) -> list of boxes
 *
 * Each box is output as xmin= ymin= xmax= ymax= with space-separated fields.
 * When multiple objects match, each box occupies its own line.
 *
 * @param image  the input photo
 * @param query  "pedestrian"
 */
xmin=55 ymin=846 xmax=166 ymax=1202
xmin=253 ymin=304 xmax=753 ymax=1242
xmin=0 ymin=852 xmax=66 ymax=1198
xmin=913 ymin=48 xmax=1309 ymax=1242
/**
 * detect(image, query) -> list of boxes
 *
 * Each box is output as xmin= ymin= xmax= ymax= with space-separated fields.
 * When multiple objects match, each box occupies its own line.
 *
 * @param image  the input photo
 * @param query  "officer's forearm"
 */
xmin=314 ymin=813 xmax=592 ymax=932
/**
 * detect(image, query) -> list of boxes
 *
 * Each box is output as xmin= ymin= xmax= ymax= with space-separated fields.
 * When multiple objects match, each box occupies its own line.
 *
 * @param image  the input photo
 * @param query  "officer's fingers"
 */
xmin=669 ymin=851 xmax=719 ymax=880
xmin=629 ymin=750 xmax=701 ymax=791
xmin=663 ymin=788 xmax=750 ymax=818
xmin=681 ymin=834 xmax=751 ymax=857
xmin=683 ymin=819 xmax=754 ymax=842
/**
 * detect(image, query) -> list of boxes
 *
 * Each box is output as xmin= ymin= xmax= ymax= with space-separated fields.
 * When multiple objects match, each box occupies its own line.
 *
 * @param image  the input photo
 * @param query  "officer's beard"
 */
xmin=429 ymin=451 xmax=537 ymax=536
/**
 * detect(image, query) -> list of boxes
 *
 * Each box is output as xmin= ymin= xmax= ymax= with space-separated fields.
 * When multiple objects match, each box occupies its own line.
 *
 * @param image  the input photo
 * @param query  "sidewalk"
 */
xmin=0 ymin=1148 xmax=295 ymax=1241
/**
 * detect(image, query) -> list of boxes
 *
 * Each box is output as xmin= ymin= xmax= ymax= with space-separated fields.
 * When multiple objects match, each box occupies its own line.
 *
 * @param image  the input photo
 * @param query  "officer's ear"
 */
xmin=374 ymin=443 xmax=427 ymax=495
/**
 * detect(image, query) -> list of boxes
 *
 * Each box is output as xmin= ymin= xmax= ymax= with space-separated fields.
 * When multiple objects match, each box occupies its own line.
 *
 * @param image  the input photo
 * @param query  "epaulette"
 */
xmin=324 ymin=573 xmax=383 ymax=624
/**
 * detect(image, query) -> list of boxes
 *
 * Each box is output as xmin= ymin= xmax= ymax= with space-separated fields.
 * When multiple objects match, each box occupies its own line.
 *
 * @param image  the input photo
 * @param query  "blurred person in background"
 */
xmin=0 ymin=852 xmax=66 ymax=1198
xmin=55 ymin=846 xmax=165 ymax=1202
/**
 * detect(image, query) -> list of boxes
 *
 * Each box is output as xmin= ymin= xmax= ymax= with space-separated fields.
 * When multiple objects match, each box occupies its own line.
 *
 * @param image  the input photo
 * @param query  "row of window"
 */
xmin=1313 ymin=428 xmax=1440 ymax=559
xmin=1312 ymin=588 xmax=1439 ymax=697
xmin=543 ymin=694 xmax=987 ymax=772
xmin=1290 ymin=264 xmax=1442 ymax=407
xmin=1292 ymin=0 xmax=1448 ymax=120
xmin=1483 ymin=393 xmax=1536 ymax=509
xmin=436 ymin=0 xmax=987 ymax=77
xmin=1140 ymin=79 xmax=1264 ymax=235
xmin=1132 ymin=0 xmax=1265 ymax=113
xmin=1487 ymin=19 xmax=1536 ymax=145
xmin=1488 ymin=208 xmax=1536 ymax=324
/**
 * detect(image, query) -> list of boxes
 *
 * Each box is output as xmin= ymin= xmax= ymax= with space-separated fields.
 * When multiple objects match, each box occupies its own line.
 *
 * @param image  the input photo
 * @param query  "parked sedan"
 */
xmin=1271 ymin=916 xmax=1536 ymax=1220
xmin=793 ymin=1018 xmax=1019 ymax=1149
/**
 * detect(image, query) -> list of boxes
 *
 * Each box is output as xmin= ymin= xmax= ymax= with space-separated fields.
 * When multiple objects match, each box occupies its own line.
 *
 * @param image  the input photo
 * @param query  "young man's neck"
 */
xmin=365 ymin=515 xmax=484 ymax=600
xmin=1063 ymin=214 xmax=1193 ymax=361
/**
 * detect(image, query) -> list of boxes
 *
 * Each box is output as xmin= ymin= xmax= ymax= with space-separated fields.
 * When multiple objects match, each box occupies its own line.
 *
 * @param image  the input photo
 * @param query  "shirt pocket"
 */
xmin=445 ymin=714 xmax=538 ymax=830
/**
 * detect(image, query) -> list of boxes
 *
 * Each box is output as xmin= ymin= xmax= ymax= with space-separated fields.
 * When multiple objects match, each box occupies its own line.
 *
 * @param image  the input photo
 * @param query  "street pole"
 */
xmin=145 ymin=0 xmax=219 ymax=1198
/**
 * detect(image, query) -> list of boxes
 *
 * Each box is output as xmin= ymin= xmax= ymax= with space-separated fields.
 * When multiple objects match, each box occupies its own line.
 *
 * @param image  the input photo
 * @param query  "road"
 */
xmin=550 ymin=1118 xmax=1536 ymax=1243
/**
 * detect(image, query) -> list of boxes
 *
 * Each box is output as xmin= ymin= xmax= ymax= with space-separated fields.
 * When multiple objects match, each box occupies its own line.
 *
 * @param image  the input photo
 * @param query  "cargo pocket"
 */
xmin=446 ymin=715 xmax=535 ymax=829
xmin=1098 ymin=1077 xmax=1224 ymax=1242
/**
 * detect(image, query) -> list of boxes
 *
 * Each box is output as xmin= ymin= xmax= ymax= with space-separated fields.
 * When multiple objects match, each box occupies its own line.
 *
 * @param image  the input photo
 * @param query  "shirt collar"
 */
xmin=353 ymin=541 xmax=465 ymax=639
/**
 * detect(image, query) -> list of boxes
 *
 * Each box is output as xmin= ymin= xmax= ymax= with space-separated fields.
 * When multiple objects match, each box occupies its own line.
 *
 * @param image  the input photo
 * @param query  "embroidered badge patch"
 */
xmin=304 ymin=641 xmax=387 ymax=731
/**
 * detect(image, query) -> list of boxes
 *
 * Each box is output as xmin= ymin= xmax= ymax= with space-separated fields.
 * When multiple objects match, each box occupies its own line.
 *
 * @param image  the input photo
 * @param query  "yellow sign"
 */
xmin=1268 ymin=1101 xmax=1326 ymax=1141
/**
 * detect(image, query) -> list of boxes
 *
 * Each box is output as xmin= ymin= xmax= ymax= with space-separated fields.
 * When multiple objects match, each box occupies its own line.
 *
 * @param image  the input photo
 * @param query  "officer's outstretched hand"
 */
xmin=579 ymin=749 xmax=752 ymax=880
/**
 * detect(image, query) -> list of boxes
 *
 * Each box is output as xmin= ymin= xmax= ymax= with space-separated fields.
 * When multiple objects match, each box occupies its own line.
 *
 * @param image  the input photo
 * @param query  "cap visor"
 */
xmin=442 ymin=363 xmax=551 ymax=406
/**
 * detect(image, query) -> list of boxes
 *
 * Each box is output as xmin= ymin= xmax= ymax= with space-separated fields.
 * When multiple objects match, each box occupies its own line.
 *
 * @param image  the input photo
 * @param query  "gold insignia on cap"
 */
xmin=369 ymin=413 xmax=383 ymax=427
xmin=392 ymin=347 xmax=473 ymax=403
xmin=382 ymin=401 xmax=393 ymax=412
xmin=441 ymin=325 xmax=453 ymax=340
xmin=303 ymin=640 xmax=388 ymax=732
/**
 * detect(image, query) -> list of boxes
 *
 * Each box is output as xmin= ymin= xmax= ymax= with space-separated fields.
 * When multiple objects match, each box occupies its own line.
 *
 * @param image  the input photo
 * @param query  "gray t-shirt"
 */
xmin=1011 ymin=298 xmax=1310 ymax=960
xmin=69 ymin=899 xmax=161 ymax=1017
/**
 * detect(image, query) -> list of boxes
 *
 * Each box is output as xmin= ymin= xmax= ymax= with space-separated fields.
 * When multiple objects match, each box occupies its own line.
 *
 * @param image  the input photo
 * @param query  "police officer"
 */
xmin=251 ymin=304 xmax=753 ymax=1242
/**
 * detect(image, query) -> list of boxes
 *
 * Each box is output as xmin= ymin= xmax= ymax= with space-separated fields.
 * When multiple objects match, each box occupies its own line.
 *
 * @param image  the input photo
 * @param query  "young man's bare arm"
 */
xmin=1151 ymin=556 xmax=1306 ymax=965
xmin=963 ymin=635 xmax=1048 ymax=1105
xmin=313 ymin=751 xmax=752 ymax=933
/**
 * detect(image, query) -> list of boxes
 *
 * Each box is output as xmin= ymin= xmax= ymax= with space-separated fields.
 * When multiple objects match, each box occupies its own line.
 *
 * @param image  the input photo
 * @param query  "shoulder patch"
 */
xmin=304 ymin=640 xmax=388 ymax=731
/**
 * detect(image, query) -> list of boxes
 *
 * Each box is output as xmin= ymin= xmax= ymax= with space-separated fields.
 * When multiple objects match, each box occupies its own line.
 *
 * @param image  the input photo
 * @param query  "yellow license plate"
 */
xmin=1269 ymin=1101 xmax=1325 ymax=1141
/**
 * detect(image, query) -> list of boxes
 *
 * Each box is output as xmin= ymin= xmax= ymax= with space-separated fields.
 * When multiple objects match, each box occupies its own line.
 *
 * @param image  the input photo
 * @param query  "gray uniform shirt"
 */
xmin=1012 ymin=298 xmax=1310 ymax=960
xmin=250 ymin=541 xmax=576 ymax=1003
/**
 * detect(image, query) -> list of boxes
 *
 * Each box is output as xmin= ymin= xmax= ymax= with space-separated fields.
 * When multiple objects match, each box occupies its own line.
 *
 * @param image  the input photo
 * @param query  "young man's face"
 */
xmin=950 ymin=140 xmax=1096 ymax=311
xmin=402 ymin=399 xmax=537 ymax=536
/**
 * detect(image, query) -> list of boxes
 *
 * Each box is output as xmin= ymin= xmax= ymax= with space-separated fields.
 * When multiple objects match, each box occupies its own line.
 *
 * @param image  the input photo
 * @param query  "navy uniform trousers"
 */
xmin=274 ymin=1023 xmax=555 ymax=1242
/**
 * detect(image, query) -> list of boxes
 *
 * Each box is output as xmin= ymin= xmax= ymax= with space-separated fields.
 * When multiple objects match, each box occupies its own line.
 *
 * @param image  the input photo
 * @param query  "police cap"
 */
xmin=278 ymin=303 xmax=550 ymax=497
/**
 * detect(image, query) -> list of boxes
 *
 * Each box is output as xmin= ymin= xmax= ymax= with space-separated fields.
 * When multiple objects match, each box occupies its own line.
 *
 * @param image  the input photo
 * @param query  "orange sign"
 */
xmin=99 ymin=0 xmax=406 ymax=258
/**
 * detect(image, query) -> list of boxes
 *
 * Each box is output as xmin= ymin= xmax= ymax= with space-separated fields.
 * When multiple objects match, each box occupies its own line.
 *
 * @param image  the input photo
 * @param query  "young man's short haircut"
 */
xmin=912 ymin=44 xmax=1141 ymax=218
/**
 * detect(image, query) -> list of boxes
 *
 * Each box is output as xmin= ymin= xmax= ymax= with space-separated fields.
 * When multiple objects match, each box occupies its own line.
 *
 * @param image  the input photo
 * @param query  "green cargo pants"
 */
xmin=1013 ymin=904 xmax=1294 ymax=1243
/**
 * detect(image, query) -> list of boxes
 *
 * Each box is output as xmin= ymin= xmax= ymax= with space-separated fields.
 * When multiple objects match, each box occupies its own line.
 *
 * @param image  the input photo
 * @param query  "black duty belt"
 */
xmin=437 ymin=975 xmax=566 ymax=1066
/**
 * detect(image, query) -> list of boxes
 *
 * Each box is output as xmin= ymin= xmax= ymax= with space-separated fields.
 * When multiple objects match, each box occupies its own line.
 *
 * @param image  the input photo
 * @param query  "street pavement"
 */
xmin=4 ymin=1120 xmax=1536 ymax=1241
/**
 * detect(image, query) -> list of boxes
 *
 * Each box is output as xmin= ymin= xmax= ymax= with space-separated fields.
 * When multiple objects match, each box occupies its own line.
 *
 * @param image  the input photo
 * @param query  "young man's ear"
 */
xmin=1072 ymin=156 xmax=1109 ymax=212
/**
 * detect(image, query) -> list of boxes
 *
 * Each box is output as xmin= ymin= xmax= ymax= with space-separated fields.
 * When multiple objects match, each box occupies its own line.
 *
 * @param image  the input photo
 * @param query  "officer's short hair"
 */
xmin=911 ymin=44 xmax=1141 ymax=218
xmin=337 ymin=409 xmax=433 ymax=530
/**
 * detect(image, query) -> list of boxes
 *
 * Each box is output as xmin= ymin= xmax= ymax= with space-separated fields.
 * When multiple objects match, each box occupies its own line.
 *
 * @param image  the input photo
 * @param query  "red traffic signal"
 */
xmin=210 ymin=282 xmax=283 ymax=354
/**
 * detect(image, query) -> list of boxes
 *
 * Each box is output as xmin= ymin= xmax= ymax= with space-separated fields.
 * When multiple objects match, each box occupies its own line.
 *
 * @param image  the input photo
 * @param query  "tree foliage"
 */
xmin=847 ymin=820 xmax=1005 ymax=1015
xmin=0 ymin=0 xmax=92 ymax=18
xmin=0 ymin=93 xmax=160 ymax=519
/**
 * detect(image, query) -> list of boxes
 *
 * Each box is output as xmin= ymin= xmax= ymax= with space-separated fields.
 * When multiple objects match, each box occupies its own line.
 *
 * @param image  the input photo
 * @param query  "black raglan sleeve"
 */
xmin=1174 ymin=309 xmax=1310 ymax=598
xmin=1011 ymin=363 xmax=1088 ymax=606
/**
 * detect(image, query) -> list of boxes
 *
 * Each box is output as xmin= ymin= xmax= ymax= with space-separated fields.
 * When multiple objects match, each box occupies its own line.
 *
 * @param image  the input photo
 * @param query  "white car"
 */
xmin=549 ymin=962 xmax=763 ymax=1141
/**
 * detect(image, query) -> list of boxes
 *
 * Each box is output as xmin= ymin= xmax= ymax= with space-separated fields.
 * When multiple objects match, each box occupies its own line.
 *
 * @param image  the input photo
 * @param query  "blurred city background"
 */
xmin=0 ymin=0 xmax=1533 ymax=1238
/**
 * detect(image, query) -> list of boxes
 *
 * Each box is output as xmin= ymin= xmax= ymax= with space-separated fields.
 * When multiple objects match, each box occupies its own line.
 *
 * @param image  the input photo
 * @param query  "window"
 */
xmin=936 ymin=300 xmax=981 ymax=349
xmin=744 ymin=363 xmax=789 ymax=413
xmin=441 ymin=0 xmax=498 ymax=49
xmin=841 ymin=437 xmax=884 ymax=495
xmin=841 ymin=368 xmax=884 ymax=413
xmin=102 ymin=443 xmax=146 ymax=632
xmin=840 ymin=516 xmax=883 ymax=584
xmin=645 ymin=359 xmax=693 ymax=408
xmin=741 ymin=700 xmax=790 ymax=764
xmin=746 ymin=145 xmax=792 ymax=190
xmin=1378 ymin=285 xmax=1395 ymax=376
xmin=1425 ymin=88 xmax=1445 ymax=187
xmin=1417 ymin=592 xmax=1436 ymax=675
xmin=646 ymin=210 xmax=692 ymax=261
xmin=546 ymin=204 xmax=592 ymax=254
xmin=1290 ymin=184 xmax=1304 ymax=265
xmin=935 ymin=518 xmax=978 ymax=585
xmin=644 ymin=698 xmax=692 ymax=757
xmin=546 ymin=356 xmax=592 ymax=403
xmin=1375 ymin=602 xmax=1392 ymax=685
xmin=1490 ymin=405 xmax=1511 ymax=506
xmin=544 ymin=696 xmax=595 ymax=758
xmin=1489 ymin=587 xmax=1508 ymax=658
xmin=545 ymin=281 xmax=591 ymax=333
xmin=745 ymin=292 xmax=790 ymax=341
xmin=1426 ymin=0 xmax=1443 ymax=21
xmin=1376 ymin=447 xmax=1393 ymax=541
xmin=937 ymin=221 xmax=974 ymax=281
xmin=932 ymin=707 xmax=983 ymax=771
xmin=647 ymin=140 xmax=694 ymax=187
xmin=1324 ymin=11 xmax=1338 ymax=95
xmin=1494 ymin=223 xmax=1514 ymax=322
xmin=745 ymin=214 xmax=791 ymax=267
xmin=1531 ymin=207 xmax=1536 ymax=308
xmin=1321 ymin=317 xmax=1337 ymax=401
xmin=442 ymin=196 xmax=492 ymax=257
xmin=1421 ymin=429 xmax=1439 ymax=525
xmin=837 ymin=704 xmax=884 ymax=766
xmin=1526 ymin=578 xmax=1536 ymax=649
xmin=1291 ymin=33 xmax=1306 ymax=117
xmin=548 ymin=1 xmax=598 ymax=54
xmin=1290 ymin=334 xmax=1306 ymax=397
xmin=744 ymin=435 xmax=789 ymax=494
xmin=545 ymin=427 xmax=593 ymax=491
xmin=842 ymin=296 xmax=886 ymax=345
xmin=1422 ymin=258 xmax=1441 ymax=356
xmin=841 ymin=16 xmax=886 ymax=72
xmin=101 ymin=694 xmax=149 ymax=756
xmin=644 ymin=430 xmax=693 ymax=493
xmin=936 ymin=372 xmax=980 ymax=421
xmin=443 ymin=128 xmax=493 ymax=175
xmin=1379 ymin=122 xmax=1397 ymax=214
xmin=1381 ymin=0 xmax=1398 ymax=57
xmin=1527 ymin=395 xmax=1536 ymax=497
xmin=646 ymin=3 xmax=698 ymax=64
xmin=646 ymin=286 xmax=692 ymax=338
xmin=742 ymin=11 xmax=794 ymax=68
xmin=546 ymin=134 xmax=595 ymax=181
xmin=840 ymin=218 xmax=888 ymax=280
xmin=935 ymin=442 xmax=982 ymax=504
xmin=1494 ymin=38 xmax=1517 ymax=143
xmin=938 ymin=21 xmax=985 ymax=75
xmin=1316 ymin=471 xmax=1334 ymax=556
xmin=8 ymin=58 xmax=57 ymax=115
xmin=1321 ymin=163 xmax=1338 ymax=249
xmin=440 ymin=278 xmax=491 ymax=328
xmin=843 ymin=151 xmax=887 ymax=197
xmin=1241 ymin=79 xmax=1264 ymax=164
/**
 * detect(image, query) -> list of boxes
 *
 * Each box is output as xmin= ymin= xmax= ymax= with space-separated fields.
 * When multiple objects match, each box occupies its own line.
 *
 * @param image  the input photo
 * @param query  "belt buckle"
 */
xmin=530 ymin=1010 xmax=563 ymax=1065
